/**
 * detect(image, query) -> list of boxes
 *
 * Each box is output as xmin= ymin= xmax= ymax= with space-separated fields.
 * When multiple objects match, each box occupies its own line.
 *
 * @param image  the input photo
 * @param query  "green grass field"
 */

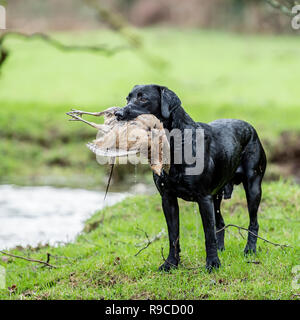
xmin=1 ymin=28 xmax=300 ymax=186
xmin=0 ymin=28 xmax=299 ymax=300
xmin=0 ymin=180 xmax=299 ymax=300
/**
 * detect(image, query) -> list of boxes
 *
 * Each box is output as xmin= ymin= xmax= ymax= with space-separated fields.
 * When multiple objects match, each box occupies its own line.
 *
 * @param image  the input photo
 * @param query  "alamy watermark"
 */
xmin=292 ymin=5 xmax=300 ymax=30
xmin=93 ymin=127 xmax=205 ymax=176
xmin=292 ymin=265 xmax=300 ymax=291
xmin=0 ymin=266 xmax=5 ymax=289
xmin=0 ymin=4 xmax=6 ymax=29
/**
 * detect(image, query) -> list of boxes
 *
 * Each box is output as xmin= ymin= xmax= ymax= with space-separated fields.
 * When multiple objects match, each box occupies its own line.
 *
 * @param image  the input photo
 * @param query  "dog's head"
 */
xmin=115 ymin=84 xmax=181 ymax=122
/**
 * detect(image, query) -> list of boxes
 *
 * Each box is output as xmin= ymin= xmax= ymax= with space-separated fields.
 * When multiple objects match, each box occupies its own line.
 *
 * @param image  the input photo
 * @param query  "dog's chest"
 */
xmin=159 ymin=169 xmax=200 ymax=201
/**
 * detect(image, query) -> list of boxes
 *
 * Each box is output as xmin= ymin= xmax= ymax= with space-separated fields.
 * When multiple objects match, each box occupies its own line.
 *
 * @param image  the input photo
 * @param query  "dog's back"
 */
xmin=208 ymin=119 xmax=266 ymax=199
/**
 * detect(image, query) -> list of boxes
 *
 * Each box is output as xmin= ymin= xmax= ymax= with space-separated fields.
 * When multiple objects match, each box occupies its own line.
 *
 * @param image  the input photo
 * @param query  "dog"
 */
xmin=115 ymin=84 xmax=267 ymax=272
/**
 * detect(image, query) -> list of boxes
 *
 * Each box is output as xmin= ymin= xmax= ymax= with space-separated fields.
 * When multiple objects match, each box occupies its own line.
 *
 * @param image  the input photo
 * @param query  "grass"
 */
xmin=0 ymin=28 xmax=299 ymax=300
xmin=0 ymin=180 xmax=299 ymax=300
xmin=1 ymin=29 xmax=300 ymax=186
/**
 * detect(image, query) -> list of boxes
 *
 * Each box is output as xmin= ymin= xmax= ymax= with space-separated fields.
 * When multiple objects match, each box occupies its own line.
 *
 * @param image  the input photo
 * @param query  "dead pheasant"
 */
xmin=66 ymin=107 xmax=170 ymax=197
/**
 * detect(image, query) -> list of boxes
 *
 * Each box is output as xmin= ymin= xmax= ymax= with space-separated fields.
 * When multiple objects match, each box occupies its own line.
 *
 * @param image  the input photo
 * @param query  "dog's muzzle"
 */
xmin=115 ymin=109 xmax=125 ymax=121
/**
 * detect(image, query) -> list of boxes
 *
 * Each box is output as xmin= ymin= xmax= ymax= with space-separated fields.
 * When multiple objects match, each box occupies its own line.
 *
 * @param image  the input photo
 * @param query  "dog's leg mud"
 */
xmin=159 ymin=195 xmax=180 ymax=272
xmin=198 ymin=196 xmax=221 ymax=272
xmin=213 ymin=194 xmax=225 ymax=251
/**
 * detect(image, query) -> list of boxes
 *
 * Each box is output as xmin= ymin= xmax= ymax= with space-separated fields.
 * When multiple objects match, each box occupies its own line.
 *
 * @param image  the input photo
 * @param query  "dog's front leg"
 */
xmin=198 ymin=195 xmax=221 ymax=272
xmin=159 ymin=194 xmax=180 ymax=272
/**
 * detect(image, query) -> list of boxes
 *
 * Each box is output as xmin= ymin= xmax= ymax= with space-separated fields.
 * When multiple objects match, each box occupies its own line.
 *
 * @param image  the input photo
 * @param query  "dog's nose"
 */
xmin=115 ymin=110 xmax=125 ymax=120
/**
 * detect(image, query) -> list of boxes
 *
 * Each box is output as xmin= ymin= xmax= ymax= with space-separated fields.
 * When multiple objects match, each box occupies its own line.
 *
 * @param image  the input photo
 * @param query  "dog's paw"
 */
xmin=158 ymin=261 xmax=178 ymax=272
xmin=217 ymin=245 xmax=225 ymax=252
xmin=216 ymin=230 xmax=225 ymax=251
xmin=244 ymin=244 xmax=256 ymax=255
xmin=206 ymin=256 xmax=221 ymax=273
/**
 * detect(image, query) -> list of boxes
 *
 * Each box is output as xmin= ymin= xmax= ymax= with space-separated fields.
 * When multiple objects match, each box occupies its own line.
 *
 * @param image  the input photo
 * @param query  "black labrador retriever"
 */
xmin=115 ymin=84 xmax=267 ymax=272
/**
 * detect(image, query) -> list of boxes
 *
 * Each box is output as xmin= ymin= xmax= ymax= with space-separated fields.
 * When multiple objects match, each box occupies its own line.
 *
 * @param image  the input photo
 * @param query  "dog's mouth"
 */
xmin=115 ymin=104 xmax=152 ymax=121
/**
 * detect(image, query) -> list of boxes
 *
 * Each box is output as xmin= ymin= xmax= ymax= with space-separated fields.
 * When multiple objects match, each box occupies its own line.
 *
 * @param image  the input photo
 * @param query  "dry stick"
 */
xmin=0 ymin=32 xmax=126 ymax=56
xmin=216 ymin=224 xmax=292 ymax=249
xmin=0 ymin=250 xmax=57 ymax=268
xmin=135 ymin=230 xmax=151 ymax=257
xmin=265 ymin=0 xmax=295 ymax=17
xmin=135 ymin=228 xmax=166 ymax=247
xmin=81 ymin=0 xmax=167 ymax=69
xmin=134 ymin=228 xmax=166 ymax=256
xmin=82 ymin=0 xmax=142 ymax=48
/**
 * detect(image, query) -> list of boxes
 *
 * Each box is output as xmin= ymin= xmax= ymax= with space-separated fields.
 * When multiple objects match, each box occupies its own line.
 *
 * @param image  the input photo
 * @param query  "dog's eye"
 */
xmin=139 ymin=97 xmax=148 ymax=102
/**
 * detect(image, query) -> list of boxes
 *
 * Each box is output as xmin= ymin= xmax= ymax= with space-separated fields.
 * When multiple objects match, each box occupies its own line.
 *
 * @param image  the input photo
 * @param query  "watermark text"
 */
xmin=0 ymin=5 xmax=6 ymax=29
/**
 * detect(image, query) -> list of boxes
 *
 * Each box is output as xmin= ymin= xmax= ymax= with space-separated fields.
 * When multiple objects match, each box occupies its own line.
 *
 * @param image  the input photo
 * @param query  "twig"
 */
xmin=0 ymin=31 xmax=126 ymax=55
xmin=0 ymin=250 xmax=57 ymax=268
xmin=82 ymin=0 xmax=142 ymax=48
xmin=134 ymin=228 xmax=166 ymax=256
xmin=238 ymin=228 xmax=245 ymax=239
xmin=216 ymin=224 xmax=292 ymax=248
xmin=81 ymin=0 xmax=167 ymax=70
xmin=135 ymin=228 xmax=166 ymax=247
xmin=0 ymin=30 xmax=127 ymax=71
xmin=265 ymin=0 xmax=295 ymax=17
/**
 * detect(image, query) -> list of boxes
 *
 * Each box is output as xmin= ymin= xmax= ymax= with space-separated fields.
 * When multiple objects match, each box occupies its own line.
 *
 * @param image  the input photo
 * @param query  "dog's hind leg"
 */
xmin=213 ymin=194 xmax=225 ymax=251
xmin=242 ymin=139 xmax=266 ymax=255
xmin=243 ymin=173 xmax=263 ymax=255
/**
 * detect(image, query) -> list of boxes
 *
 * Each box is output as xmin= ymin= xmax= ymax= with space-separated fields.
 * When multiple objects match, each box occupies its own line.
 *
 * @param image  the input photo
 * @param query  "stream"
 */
xmin=0 ymin=185 xmax=128 ymax=250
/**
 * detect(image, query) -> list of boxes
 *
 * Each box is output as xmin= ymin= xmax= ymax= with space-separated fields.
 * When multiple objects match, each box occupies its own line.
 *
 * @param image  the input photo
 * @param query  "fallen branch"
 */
xmin=134 ymin=228 xmax=166 ymax=256
xmin=0 ymin=31 xmax=126 ymax=55
xmin=82 ymin=0 xmax=142 ymax=48
xmin=265 ymin=0 xmax=297 ymax=17
xmin=217 ymin=224 xmax=292 ymax=249
xmin=81 ymin=0 xmax=167 ymax=70
xmin=0 ymin=250 xmax=57 ymax=268
xmin=0 ymin=31 xmax=127 ymax=71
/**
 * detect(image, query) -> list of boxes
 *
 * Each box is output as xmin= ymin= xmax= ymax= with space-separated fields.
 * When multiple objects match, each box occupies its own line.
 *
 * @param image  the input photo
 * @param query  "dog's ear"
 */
xmin=159 ymin=86 xmax=181 ymax=119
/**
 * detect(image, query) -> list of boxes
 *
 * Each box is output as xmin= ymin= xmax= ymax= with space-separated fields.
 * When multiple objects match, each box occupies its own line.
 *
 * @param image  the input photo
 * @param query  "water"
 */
xmin=0 ymin=185 xmax=128 ymax=250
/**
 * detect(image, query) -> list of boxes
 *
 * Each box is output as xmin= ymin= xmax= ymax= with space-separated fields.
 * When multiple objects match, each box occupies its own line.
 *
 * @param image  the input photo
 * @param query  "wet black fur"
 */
xmin=115 ymin=84 xmax=267 ymax=272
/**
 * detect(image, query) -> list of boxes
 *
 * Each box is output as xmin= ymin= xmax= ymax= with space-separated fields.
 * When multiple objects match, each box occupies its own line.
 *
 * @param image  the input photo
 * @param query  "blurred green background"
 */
xmin=0 ymin=0 xmax=299 ymax=189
